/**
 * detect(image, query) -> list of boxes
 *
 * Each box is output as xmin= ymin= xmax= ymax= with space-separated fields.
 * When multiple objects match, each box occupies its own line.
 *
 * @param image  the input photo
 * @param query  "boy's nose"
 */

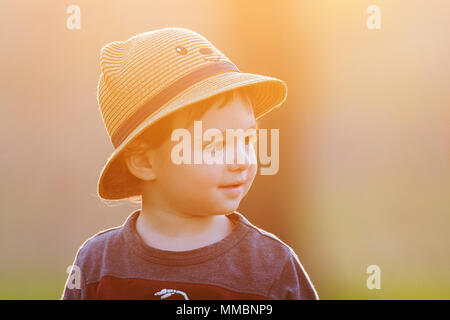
xmin=226 ymin=142 xmax=253 ymax=172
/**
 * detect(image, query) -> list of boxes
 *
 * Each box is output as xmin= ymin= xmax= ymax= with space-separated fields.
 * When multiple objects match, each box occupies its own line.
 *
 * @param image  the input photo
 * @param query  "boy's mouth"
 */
xmin=218 ymin=183 xmax=244 ymax=197
xmin=219 ymin=181 xmax=246 ymax=188
xmin=219 ymin=181 xmax=245 ymax=198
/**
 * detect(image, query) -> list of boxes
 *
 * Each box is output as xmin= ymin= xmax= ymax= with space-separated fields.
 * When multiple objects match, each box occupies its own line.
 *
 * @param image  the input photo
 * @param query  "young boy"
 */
xmin=62 ymin=27 xmax=318 ymax=300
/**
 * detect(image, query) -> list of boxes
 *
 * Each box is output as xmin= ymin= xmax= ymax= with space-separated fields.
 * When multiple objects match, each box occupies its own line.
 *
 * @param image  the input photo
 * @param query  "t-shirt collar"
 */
xmin=122 ymin=209 xmax=250 ymax=266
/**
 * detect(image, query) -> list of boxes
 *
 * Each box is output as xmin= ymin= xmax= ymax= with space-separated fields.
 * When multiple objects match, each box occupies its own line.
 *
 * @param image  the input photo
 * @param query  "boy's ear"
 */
xmin=124 ymin=150 xmax=157 ymax=181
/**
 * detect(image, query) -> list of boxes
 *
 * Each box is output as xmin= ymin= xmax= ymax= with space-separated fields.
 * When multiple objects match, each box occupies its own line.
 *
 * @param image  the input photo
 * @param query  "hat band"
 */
xmin=111 ymin=61 xmax=240 ymax=148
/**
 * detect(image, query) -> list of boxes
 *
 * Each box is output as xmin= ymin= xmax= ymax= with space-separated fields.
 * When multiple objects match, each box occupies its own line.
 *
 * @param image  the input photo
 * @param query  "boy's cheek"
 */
xmin=183 ymin=164 xmax=222 ymax=185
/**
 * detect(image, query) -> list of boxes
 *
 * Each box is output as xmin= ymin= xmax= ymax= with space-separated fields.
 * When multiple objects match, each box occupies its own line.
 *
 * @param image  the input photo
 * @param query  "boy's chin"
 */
xmin=213 ymin=200 xmax=241 ymax=214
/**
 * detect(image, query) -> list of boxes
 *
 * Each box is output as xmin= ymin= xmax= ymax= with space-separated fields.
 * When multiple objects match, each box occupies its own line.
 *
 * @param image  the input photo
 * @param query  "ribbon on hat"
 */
xmin=111 ymin=61 xmax=240 ymax=149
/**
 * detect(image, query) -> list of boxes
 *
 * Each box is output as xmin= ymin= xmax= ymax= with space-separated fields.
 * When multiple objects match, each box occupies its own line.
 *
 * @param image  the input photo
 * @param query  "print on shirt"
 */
xmin=154 ymin=288 xmax=189 ymax=300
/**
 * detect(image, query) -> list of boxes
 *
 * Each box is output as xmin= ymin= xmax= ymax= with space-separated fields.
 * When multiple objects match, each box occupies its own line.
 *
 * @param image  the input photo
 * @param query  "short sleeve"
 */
xmin=267 ymin=250 xmax=319 ymax=300
xmin=61 ymin=246 xmax=87 ymax=300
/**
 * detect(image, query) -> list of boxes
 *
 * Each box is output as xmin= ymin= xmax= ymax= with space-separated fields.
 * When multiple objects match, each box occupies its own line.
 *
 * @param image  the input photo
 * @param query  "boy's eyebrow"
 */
xmin=223 ymin=124 xmax=257 ymax=133
xmin=218 ymin=125 xmax=257 ymax=136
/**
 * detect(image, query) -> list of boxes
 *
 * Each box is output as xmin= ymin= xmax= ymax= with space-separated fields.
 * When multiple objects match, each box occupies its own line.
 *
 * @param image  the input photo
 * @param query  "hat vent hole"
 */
xmin=175 ymin=46 xmax=187 ymax=55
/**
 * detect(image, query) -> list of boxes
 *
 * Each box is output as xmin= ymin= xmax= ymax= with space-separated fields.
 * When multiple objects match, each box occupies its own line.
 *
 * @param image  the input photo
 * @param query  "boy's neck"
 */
xmin=135 ymin=207 xmax=236 ymax=251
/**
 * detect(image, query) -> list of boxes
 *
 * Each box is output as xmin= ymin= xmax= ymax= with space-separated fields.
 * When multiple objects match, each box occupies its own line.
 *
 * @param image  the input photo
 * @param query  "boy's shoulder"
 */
xmin=233 ymin=211 xmax=298 ymax=260
xmin=74 ymin=221 xmax=125 ymax=263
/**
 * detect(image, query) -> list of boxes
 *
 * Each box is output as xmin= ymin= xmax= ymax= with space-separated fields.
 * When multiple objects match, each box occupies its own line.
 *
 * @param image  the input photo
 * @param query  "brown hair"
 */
xmin=106 ymin=88 xmax=256 ymax=206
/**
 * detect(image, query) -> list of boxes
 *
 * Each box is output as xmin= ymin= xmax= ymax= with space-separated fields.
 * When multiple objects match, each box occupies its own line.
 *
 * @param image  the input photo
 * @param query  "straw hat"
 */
xmin=97 ymin=27 xmax=287 ymax=200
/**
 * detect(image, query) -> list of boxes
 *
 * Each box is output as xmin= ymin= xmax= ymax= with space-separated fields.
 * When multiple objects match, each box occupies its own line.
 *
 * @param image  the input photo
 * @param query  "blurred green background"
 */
xmin=1 ymin=0 xmax=449 ymax=299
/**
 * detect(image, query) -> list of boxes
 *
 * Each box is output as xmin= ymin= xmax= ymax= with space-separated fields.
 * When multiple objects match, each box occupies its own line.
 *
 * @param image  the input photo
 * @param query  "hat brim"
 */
xmin=97 ymin=71 xmax=287 ymax=201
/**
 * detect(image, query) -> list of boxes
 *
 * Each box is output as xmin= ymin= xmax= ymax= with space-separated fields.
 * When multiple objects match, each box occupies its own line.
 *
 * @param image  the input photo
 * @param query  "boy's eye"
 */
xmin=204 ymin=134 xmax=257 ymax=151
xmin=204 ymin=139 xmax=225 ymax=151
xmin=205 ymin=137 xmax=250 ymax=153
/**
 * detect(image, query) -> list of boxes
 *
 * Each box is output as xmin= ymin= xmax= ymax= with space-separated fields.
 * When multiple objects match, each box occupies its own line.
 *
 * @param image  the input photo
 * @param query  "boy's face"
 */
xmin=143 ymin=93 xmax=258 ymax=216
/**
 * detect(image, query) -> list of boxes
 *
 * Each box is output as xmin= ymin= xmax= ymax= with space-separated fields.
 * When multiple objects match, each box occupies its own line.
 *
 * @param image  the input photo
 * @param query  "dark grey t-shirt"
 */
xmin=62 ymin=209 xmax=319 ymax=300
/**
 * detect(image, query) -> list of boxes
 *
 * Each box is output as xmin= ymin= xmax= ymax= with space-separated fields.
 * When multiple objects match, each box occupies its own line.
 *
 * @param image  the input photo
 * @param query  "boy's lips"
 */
xmin=218 ymin=182 xmax=245 ymax=197
xmin=219 ymin=180 xmax=246 ymax=188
